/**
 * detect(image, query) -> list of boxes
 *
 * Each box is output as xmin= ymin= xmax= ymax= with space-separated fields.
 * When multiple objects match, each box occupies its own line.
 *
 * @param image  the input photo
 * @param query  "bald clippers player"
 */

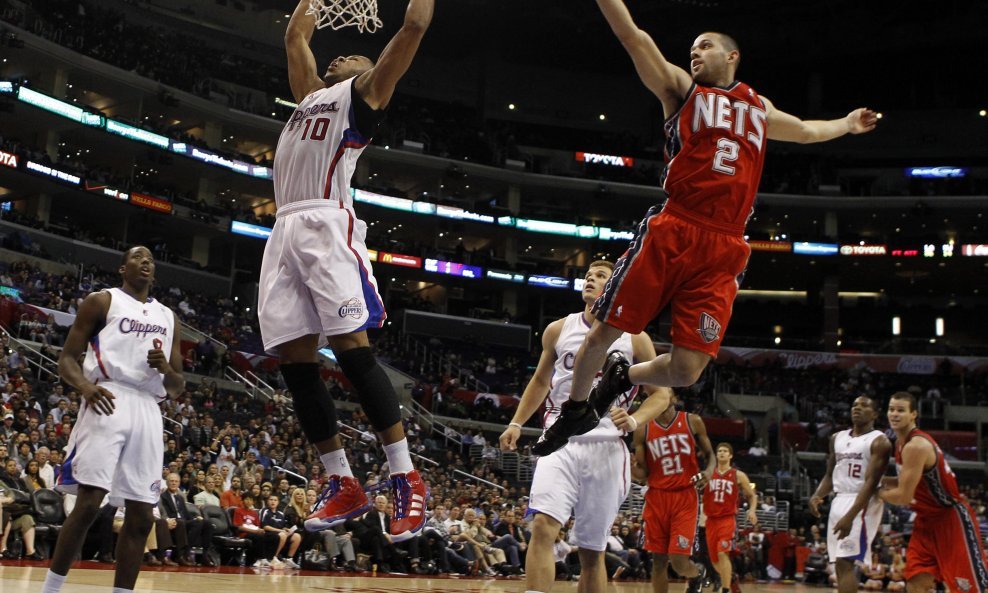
xmin=42 ymin=246 xmax=184 ymax=593
xmin=536 ymin=0 xmax=879 ymax=455
xmin=703 ymin=443 xmax=758 ymax=593
xmin=500 ymin=260 xmax=670 ymax=593
xmin=633 ymin=393 xmax=715 ymax=593
xmin=880 ymin=392 xmax=988 ymax=593
xmin=809 ymin=396 xmax=891 ymax=593
xmin=258 ymin=0 xmax=433 ymax=540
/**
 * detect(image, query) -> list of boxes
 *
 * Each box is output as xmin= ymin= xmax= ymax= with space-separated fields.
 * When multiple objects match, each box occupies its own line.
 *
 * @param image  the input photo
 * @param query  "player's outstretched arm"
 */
xmin=285 ymin=0 xmax=327 ymax=103
xmin=878 ymin=438 xmax=931 ymax=506
xmin=764 ymin=97 xmax=878 ymax=144
xmin=595 ymin=0 xmax=692 ymax=113
xmin=499 ymin=319 xmax=563 ymax=451
xmin=809 ymin=433 xmax=837 ymax=517
xmin=833 ymin=434 xmax=891 ymax=539
xmin=355 ymin=0 xmax=434 ymax=110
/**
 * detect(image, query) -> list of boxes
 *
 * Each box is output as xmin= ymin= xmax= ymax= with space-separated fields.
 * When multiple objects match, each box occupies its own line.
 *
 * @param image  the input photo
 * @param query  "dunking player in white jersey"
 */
xmin=810 ymin=396 xmax=891 ymax=593
xmin=500 ymin=260 xmax=671 ymax=593
xmin=257 ymin=0 xmax=433 ymax=541
xmin=41 ymin=246 xmax=184 ymax=593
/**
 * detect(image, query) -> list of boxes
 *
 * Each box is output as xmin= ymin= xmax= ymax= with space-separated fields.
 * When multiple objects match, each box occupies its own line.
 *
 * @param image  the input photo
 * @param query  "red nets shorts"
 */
xmin=706 ymin=514 xmax=737 ymax=559
xmin=592 ymin=206 xmax=750 ymax=358
xmin=642 ymin=486 xmax=699 ymax=555
xmin=904 ymin=503 xmax=988 ymax=592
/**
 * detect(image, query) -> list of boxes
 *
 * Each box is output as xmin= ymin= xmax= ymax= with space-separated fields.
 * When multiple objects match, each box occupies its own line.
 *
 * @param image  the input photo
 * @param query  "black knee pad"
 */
xmin=280 ymin=363 xmax=339 ymax=442
xmin=335 ymin=347 xmax=401 ymax=431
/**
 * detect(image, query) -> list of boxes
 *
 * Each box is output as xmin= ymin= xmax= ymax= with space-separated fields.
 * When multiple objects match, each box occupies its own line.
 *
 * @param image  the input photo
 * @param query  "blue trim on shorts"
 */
xmin=59 ymin=446 xmax=78 ymax=487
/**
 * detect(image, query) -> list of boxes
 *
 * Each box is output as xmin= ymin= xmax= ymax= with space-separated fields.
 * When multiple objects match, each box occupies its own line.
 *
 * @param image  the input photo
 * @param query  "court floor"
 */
xmin=0 ymin=562 xmax=826 ymax=593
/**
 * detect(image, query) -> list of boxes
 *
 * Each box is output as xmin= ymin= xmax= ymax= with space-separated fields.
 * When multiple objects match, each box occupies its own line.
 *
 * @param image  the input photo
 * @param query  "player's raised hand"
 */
xmin=147 ymin=338 xmax=169 ymax=373
xmin=808 ymin=495 xmax=824 ymax=517
xmin=81 ymin=383 xmax=116 ymax=415
xmin=499 ymin=424 xmax=521 ymax=452
xmin=847 ymin=108 xmax=878 ymax=134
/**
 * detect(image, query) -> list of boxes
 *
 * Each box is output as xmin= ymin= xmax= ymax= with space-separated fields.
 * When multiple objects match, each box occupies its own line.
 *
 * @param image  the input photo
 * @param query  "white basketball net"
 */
xmin=307 ymin=0 xmax=382 ymax=33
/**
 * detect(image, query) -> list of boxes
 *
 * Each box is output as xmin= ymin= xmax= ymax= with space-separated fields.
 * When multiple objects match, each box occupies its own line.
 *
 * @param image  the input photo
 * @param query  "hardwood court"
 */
xmin=0 ymin=562 xmax=820 ymax=593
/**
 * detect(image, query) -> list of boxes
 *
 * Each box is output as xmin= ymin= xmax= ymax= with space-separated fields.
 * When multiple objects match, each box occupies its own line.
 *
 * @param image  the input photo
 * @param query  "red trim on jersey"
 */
xmin=322 ymin=131 xmax=372 ymax=205
xmin=90 ymin=336 xmax=110 ymax=379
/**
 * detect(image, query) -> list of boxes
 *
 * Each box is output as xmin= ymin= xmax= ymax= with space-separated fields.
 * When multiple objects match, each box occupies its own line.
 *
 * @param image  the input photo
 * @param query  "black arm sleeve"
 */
xmin=351 ymin=82 xmax=385 ymax=139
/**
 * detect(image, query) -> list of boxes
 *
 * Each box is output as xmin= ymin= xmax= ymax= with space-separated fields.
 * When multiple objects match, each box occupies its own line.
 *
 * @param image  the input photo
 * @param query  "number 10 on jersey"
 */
xmin=300 ymin=117 xmax=331 ymax=141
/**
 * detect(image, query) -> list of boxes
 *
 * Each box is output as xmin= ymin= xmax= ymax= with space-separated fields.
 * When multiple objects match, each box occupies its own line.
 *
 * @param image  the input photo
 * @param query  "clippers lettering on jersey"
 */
xmin=562 ymin=352 xmax=575 ymax=370
xmin=691 ymin=93 xmax=767 ymax=151
xmin=647 ymin=434 xmax=693 ymax=460
xmin=287 ymin=101 xmax=340 ymax=131
xmin=118 ymin=318 xmax=169 ymax=339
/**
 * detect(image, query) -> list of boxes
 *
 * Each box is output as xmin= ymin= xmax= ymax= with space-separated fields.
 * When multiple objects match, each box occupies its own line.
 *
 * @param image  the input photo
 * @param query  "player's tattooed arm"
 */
xmin=58 ymin=291 xmax=116 ymax=416
xmin=809 ymin=433 xmax=838 ymax=517
xmin=879 ymin=438 xmax=932 ymax=506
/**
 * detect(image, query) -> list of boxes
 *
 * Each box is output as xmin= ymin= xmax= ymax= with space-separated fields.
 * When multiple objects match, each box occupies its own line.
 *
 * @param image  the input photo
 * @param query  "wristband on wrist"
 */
xmin=508 ymin=422 xmax=522 ymax=429
xmin=626 ymin=415 xmax=638 ymax=432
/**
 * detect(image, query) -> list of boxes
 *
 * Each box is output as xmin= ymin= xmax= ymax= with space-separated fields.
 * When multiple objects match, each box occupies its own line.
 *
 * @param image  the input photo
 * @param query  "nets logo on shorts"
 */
xmin=338 ymin=298 xmax=364 ymax=319
xmin=677 ymin=535 xmax=690 ymax=550
xmin=955 ymin=578 xmax=971 ymax=592
xmin=696 ymin=312 xmax=721 ymax=343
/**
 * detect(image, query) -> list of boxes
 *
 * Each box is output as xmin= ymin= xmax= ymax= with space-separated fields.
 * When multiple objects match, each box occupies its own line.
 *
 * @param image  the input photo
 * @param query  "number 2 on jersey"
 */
xmin=300 ymin=117 xmax=331 ymax=141
xmin=712 ymin=138 xmax=740 ymax=175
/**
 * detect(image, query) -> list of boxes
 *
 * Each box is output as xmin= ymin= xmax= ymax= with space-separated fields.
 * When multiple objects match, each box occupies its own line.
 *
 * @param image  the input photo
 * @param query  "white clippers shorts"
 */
xmin=258 ymin=200 xmax=386 ymax=354
xmin=828 ymin=492 xmax=884 ymax=563
xmin=57 ymin=381 xmax=164 ymax=507
xmin=529 ymin=438 xmax=631 ymax=551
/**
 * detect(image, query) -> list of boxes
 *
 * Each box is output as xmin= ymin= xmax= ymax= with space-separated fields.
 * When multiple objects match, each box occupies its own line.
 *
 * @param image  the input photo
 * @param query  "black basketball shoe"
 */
xmin=530 ymin=398 xmax=599 ymax=456
xmin=590 ymin=351 xmax=634 ymax=419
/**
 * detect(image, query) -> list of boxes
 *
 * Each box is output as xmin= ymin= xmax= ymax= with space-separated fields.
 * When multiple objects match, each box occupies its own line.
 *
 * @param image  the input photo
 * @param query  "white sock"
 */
xmin=111 ymin=588 xmax=133 ymax=593
xmin=383 ymin=438 xmax=414 ymax=475
xmin=41 ymin=571 xmax=67 ymax=593
xmin=320 ymin=449 xmax=353 ymax=479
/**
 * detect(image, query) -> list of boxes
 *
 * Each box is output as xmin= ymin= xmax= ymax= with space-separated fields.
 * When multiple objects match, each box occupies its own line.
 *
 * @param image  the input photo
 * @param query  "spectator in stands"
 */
xmin=193 ymin=474 xmax=221 ymax=508
xmin=21 ymin=459 xmax=46 ymax=492
xmin=220 ymin=476 xmax=244 ymax=509
xmin=159 ymin=472 xmax=215 ymax=566
xmin=232 ymin=493 xmax=281 ymax=569
xmin=34 ymin=447 xmax=54 ymax=488
xmin=0 ymin=459 xmax=41 ymax=559
xmin=260 ymin=494 xmax=302 ymax=568
xmin=358 ymin=494 xmax=421 ymax=574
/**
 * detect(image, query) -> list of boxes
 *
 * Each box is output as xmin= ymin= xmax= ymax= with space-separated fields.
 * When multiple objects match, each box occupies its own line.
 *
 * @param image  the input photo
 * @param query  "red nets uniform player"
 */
xmin=538 ymin=1 xmax=878 ymax=456
xmin=633 ymin=396 xmax=714 ymax=592
xmin=880 ymin=393 xmax=988 ymax=593
xmin=702 ymin=443 xmax=758 ymax=593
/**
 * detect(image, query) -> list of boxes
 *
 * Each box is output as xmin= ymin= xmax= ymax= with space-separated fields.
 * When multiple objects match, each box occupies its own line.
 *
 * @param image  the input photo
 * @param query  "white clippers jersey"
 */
xmin=274 ymin=77 xmax=371 ymax=208
xmin=543 ymin=312 xmax=637 ymax=442
xmin=832 ymin=428 xmax=884 ymax=494
xmin=83 ymin=288 xmax=175 ymax=400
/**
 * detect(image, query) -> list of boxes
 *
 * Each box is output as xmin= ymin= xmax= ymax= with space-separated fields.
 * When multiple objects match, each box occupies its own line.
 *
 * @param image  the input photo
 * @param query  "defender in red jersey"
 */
xmin=535 ymin=0 xmax=879 ymax=456
xmin=702 ymin=443 xmax=758 ymax=593
xmin=633 ymin=393 xmax=715 ymax=593
xmin=879 ymin=392 xmax=988 ymax=593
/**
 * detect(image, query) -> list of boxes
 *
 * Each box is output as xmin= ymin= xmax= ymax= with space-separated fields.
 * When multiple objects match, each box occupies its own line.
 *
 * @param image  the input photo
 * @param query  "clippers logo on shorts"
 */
xmin=151 ymin=480 xmax=161 ymax=495
xmin=119 ymin=318 xmax=169 ymax=339
xmin=338 ymin=298 xmax=364 ymax=319
xmin=677 ymin=535 xmax=690 ymax=550
xmin=697 ymin=312 xmax=721 ymax=343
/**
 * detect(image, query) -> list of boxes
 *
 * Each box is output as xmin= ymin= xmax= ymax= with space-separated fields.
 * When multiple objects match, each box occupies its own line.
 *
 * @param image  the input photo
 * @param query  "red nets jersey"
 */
xmin=895 ymin=428 xmax=963 ymax=515
xmin=661 ymin=81 xmax=768 ymax=236
xmin=703 ymin=467 xmax=739 ymax=518
xmin=645 ymin=411 xmax=701 ymax=490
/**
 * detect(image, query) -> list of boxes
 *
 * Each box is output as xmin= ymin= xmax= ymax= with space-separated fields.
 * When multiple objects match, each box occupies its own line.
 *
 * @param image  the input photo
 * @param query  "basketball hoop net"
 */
xmin=307 ymin=0 xmax=382 ymax=33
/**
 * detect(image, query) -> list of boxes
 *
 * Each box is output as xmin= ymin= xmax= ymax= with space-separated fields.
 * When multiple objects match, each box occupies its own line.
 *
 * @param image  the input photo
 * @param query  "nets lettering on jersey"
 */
xmin=307 ymin=0 xmax=382 ymax=33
